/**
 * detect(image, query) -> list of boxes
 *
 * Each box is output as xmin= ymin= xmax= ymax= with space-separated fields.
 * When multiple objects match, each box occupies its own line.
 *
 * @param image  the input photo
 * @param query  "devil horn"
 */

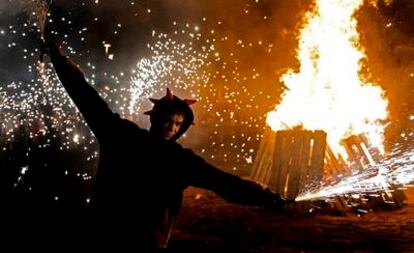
xmin=166 ymin=88 xmax=174 ymax=100
xmin=144 ymin=110 xmax=154 ymax=115
xmin=149 ymin=98 xmax=159 ymax=104
xmin=184 ymin=99 xmax=197 ymax=106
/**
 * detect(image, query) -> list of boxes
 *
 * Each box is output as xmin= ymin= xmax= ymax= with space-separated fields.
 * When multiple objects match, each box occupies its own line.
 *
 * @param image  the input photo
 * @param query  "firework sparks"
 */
xmin=1 ymin=0 xmax=297 ymax=176
xmin=1 ymin=1 xmax=412 ymax=198
xmin=15 ymin=0 xmax=52 ymax=39
xmin=128 ymin=30 xmax=212 ymax=116
xmin=296 ymin=147 xmax=414 ymax=202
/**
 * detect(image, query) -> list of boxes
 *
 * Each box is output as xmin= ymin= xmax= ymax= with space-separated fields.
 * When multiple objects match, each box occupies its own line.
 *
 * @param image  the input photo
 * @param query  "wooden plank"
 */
xmin=324 ymin=153 xmax=337 ymax=177
xmin=326 ymin=146 xmax=340 ymax=174
xmin=286 ymin=130 xmax=305 ymax=200
xmin=278 ymin=131 xmax=293 ymax=197
xmin=298 ymin=131 xmax=312 ymax=195
xmin=324 ymin=145 xmax=350 ymax=211
xmin=335 ymin=153 xmax=350 ymax=176
xmin=309 ymin=130 xmax=327 ymax=185
xmin=263 ymin=130 xmax=277 ymax=184
xmin=359 ymin=134 xmax=382 ymax=163
xmin=250 ymin=127 xmax=276 ymax=184
xmin=292 ymin=131 xmax=318 ymax=212
xmin=353 ymin=136 xmax=371 ymax=167
xmin=269 ymin=131 xmax=285 ymax=193
xmin=342 ymin=138 xmax=365 ymax=172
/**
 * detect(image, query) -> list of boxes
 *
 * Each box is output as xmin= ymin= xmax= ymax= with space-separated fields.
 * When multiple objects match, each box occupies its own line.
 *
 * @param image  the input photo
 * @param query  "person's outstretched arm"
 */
xmin=42 ymin=42 xmax=117 ymax=140
xmin=181 ymin=149 xmax=285 ymax=208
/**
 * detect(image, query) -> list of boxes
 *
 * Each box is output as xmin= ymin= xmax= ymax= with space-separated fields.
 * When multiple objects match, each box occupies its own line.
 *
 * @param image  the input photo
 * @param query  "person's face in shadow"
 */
xmin=161 ymin=113 xmax=185 ymax=140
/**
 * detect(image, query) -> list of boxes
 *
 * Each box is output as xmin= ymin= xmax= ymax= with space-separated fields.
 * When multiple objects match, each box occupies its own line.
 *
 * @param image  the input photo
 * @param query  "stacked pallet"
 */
xmin=341 ymin=134 xmax=406 ymax=209
xmin=251 ymin=128 xmax=406 ymax=212
xmin=251 ymin=128 xmax=327 ymax=209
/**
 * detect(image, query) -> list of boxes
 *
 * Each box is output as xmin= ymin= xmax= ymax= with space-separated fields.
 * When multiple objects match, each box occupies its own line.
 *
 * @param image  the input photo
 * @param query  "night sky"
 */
xmin=0 ymin=0 xmax=413 ymax=173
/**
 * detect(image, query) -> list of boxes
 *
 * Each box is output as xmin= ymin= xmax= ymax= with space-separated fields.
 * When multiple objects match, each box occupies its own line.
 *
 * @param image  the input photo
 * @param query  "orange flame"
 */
xmin=266 ymin=0 xmax=388 ymax=156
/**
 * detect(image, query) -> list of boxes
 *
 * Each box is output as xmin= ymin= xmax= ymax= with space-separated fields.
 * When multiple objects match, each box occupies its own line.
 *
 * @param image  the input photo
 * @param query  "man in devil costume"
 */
xmin=41 ymin=41 xmax=287 ymax=252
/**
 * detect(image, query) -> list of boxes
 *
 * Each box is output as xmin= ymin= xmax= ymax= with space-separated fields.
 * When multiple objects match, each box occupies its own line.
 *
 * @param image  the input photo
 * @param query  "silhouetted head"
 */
xmin=145 ymin=88 xmax=196 ymax=141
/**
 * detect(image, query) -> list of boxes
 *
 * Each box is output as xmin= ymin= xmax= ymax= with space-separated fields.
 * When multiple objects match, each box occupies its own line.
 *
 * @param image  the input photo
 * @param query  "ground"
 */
xmin=169 ymin=187 xmax=414 ymax=253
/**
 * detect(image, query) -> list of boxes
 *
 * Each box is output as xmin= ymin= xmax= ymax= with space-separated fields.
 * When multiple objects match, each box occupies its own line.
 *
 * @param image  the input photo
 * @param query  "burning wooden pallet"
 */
xmin=340 ymin=134 xmax=406 ymax=209
xmin=251 ymin=128 xmax=407 ymax=211
xmin=251 ymin=128 xmax=327 ymax=201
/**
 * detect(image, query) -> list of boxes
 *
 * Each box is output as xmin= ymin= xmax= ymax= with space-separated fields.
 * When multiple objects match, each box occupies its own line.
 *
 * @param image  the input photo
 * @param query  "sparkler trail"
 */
xmin=296 ymin=147 xmax=414 ymax=202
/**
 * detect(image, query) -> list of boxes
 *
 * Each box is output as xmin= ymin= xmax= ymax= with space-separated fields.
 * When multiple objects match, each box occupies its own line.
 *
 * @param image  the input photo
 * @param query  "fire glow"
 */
xmin=264 ymin=0 xmax=414 ymax=203
xmin=266 ymin=0 xmax=388 ymax=157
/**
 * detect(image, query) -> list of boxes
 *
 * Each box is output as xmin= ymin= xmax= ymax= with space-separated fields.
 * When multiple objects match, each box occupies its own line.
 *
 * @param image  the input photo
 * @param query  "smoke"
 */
xmin=356 ymin=0 xmax=414 ymax=151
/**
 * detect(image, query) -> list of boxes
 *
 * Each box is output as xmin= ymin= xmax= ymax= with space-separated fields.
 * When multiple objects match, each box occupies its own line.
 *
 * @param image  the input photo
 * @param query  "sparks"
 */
xmin=296 ymin=148 xmax=414 ymax=202
xmin=128 ymin=30 xmax=212 ymax=116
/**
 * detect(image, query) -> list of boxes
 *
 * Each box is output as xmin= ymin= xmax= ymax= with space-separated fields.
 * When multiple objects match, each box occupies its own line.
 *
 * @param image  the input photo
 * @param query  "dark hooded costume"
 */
xmin=47 ymin=45 xmax=282 ymax=251
xmin=146 ymin=88 xmax=196 ymax=143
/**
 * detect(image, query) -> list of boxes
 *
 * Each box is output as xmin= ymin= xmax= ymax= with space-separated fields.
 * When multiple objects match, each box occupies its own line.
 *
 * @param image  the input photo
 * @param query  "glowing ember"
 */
xmin=266 ymin=0 xmax=388 ymax=156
